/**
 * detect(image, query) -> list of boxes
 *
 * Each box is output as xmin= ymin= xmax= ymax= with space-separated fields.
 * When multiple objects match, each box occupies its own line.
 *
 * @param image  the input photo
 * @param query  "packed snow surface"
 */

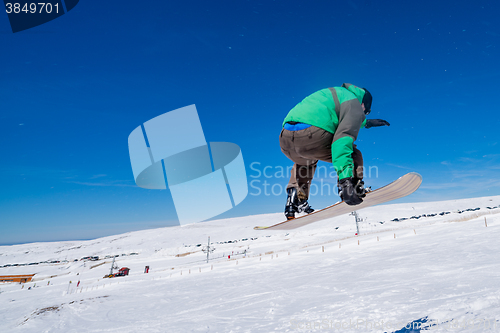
xmin=1 ymin=195 xmax=500 ymax=332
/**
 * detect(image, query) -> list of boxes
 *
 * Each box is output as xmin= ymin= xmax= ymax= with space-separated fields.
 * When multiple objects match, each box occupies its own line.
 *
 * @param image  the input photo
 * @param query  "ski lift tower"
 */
xmin=202 ymin=236 xmax=215 ymax=263
xmin=350 ymin=211 xmax=362 ymax=235
xmin=108 ymin=256 xmax=118 ymax=276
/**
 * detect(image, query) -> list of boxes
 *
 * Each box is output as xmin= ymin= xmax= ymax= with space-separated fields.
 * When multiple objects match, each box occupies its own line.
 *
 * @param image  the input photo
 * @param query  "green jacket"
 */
xmin=283 ymin=83 xmax=367 ymax=180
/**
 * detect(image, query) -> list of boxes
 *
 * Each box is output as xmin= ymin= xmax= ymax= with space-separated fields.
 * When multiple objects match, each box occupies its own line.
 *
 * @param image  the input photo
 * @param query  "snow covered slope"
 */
xmin=1 ymin=195 xmax=500 ymax=332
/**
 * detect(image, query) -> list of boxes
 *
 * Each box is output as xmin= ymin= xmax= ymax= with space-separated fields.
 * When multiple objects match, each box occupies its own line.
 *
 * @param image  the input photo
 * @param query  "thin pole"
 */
xmin=109 ymin=256 xmax=116 ymax=276
xmin=352 ymin=211 xmax=361 ymax=235
xmin=207 ymin=236 xmax=210 ymax=263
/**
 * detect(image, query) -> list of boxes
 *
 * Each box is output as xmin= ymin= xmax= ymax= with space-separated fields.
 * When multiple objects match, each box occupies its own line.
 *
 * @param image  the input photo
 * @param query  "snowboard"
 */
xmin=254 ymin=172 xmax=422 ymax=230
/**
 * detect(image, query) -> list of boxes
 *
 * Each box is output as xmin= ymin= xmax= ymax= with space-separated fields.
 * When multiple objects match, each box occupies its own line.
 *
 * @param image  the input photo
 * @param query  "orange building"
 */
xmin=0 ymin=274 xmax=35 ymax=283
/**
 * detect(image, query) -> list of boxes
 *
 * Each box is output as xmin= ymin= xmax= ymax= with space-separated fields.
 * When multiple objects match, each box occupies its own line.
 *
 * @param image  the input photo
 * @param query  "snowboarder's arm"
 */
xmin=331 ymin=99 xmax=365 ymax=180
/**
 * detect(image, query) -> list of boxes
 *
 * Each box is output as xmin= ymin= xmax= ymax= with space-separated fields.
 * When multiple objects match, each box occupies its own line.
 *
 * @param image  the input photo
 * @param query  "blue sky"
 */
xmin=1 ymin=0 xmax=499 ymax=245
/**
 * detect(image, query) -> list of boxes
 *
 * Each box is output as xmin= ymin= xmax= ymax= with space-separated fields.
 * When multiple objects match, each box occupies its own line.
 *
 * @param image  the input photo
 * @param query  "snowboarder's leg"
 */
xmin=279 ymin=126 xmax=333 ymax=219
xmin=352 ymin=144 xmax=364 ymax=181
xmin=279 ymin=131 xmax=316 ymax=219
xmin=285 ymin=126 xmax=333 ymax=197
xmin=287 ymin=162 xmax=317 ymax=199
xmin=351 ymin=144 xmax=368 ymax=197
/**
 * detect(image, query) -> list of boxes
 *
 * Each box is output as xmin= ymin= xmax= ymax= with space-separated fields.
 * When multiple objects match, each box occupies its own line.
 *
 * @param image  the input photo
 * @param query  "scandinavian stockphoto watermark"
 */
xmin=248 ymin=162 xmax=379 ymax=197
xmin=128 ymin=105 xmax=248 ymax=226
xmin=3 ymin=0 xmax=79 ymax=33
xmin=289 ymin=317 xmax=499 ymax=331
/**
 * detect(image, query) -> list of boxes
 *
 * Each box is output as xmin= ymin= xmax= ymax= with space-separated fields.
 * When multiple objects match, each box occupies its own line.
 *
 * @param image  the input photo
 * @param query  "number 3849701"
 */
xmin=5 ymin=3 xmax=60 ymax=14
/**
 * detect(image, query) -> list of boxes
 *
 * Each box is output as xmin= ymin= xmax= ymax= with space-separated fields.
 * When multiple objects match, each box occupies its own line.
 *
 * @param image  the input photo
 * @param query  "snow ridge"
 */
xmin=1 ymin=195 xmax=500 ymax=332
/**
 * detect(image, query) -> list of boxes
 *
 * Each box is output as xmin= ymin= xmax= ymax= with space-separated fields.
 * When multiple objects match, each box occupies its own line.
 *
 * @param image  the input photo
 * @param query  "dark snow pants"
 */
xmin=279 ymin=125 xmax=363 ymax=200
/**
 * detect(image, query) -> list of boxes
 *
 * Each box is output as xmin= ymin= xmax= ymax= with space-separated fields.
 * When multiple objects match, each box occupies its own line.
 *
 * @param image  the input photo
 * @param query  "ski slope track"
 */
xmin=1 ymin=195 xmax=500 ymax=332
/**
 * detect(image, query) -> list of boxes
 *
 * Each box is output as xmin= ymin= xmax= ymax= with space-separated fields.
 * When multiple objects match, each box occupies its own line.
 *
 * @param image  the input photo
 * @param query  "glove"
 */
xmin=338 ymin=177 xmax=363 ymax=206
xmin=365 ymin=119 xmax=390 ymax=129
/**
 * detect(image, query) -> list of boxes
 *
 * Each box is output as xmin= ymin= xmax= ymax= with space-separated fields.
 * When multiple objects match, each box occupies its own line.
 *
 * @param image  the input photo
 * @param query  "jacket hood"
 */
xmin=341 ymin=83 xmax=366 ymax=104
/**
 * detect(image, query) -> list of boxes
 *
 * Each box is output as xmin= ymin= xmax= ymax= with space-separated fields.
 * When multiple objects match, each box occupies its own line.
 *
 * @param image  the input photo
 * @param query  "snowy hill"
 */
xmin=1 ymin=195 xmax=500 ymax=332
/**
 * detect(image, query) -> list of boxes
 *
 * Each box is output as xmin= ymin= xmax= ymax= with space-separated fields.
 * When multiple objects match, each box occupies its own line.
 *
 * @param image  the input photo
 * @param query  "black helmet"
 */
xmin=362 ymin=88 xmax=372 ymax=115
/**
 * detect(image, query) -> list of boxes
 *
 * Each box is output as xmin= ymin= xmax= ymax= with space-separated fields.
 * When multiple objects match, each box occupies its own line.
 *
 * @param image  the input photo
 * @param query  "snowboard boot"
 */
xmin=284 ymin=188 xmax=314 ymax=220
xmin=338 ymin=178 xmax=370 ymax=201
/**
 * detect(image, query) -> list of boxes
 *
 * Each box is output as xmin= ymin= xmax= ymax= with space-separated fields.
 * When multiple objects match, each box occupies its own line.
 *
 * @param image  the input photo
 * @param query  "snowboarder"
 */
xmin=280 ymin=83 xmax=390 ymax=219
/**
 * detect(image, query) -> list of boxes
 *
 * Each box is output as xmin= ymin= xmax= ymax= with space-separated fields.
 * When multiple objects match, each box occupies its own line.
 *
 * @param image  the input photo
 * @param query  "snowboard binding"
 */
xmin=284 ymin=187 xmax=314 ymax=220
xmin=354 ymin=179 xmax=370 ymax=198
